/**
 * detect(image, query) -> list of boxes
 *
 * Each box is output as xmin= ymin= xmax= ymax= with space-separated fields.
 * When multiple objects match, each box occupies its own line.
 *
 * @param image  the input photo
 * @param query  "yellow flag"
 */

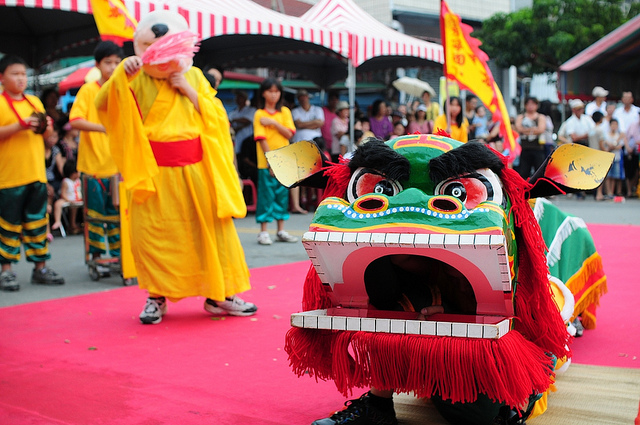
xmin=90 ymin=0 xmax=137 ymax=45
xmin=440 ymin=0 xmax=519 ymax=160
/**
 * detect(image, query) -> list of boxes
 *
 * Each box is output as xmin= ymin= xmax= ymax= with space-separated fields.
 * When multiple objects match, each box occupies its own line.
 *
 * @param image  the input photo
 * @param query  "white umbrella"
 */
xmin=392 ymin=76 xmax=436 ymax=98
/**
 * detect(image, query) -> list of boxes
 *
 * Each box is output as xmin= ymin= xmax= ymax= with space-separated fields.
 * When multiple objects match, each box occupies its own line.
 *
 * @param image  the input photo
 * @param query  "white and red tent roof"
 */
xmin=0 ymin=0 xmax=349 ymax=62
xmin=0 ymin=0 xmax=352 ymax=86
xmin=1 ymin=0 xmax=443 ymax=87
xmin=301 ymin=0 xmax=443 ymax=68
xmin=123 ymin=0 xmax=350 ymax=58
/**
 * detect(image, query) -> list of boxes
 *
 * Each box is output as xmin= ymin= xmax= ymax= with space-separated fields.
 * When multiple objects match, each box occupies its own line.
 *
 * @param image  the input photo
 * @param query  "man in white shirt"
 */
xmin=228 ymin=90 xmax=256 ymax=154
xmin=612 ymin=91 xmax=640 ymax=133
xmin=585 ymin=86 xmax=608 ymax=117
xmin=291 ymin=89 xmax=324 ymax=144
xmin=557 ymin=99 xmax=595 ymax=146
xmin=624 ymin=110 xmax=640 ymax=197
xmin=289 ymin=89 xmax=324 ymax=214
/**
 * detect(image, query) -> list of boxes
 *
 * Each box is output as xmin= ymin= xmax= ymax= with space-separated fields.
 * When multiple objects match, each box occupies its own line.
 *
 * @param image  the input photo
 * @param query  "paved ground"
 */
xmin=1 ymin=195 xmax=638 ymax=308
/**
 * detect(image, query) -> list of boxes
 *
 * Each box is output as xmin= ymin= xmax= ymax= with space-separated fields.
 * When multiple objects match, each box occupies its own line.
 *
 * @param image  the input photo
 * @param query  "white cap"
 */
xmin=592 ymin=86 xmax=609 ymax=97
xmin=569 ymin=99 xmax=585 ymax=109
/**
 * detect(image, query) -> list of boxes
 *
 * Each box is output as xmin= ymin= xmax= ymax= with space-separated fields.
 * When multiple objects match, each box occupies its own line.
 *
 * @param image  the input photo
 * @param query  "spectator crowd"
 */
xmin=2 ymin=46 xmax=639 ymax=293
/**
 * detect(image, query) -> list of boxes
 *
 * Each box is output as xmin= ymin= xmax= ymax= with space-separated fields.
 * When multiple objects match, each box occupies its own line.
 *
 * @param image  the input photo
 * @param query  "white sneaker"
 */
xmin=204 ymin=295 xmax=258 ymax=316
xmin=139 ymin=297 xmax=167 ymax=324
xmin=257 ymin=231 xmax=272 ymax=245
xmin=276 ymin=230 xmax=298 ymax=243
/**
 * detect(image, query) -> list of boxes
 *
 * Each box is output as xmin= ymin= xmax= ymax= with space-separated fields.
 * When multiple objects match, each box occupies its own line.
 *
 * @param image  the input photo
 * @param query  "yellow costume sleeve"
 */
xmin=95 ymin=61 xmax=159 ymax=203
xmin=194 ymin=69 xmax=246 ymax=219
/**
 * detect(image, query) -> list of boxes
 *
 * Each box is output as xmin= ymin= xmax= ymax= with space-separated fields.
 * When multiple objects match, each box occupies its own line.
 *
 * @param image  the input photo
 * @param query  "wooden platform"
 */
xmin=392 ymin=363 xmax=640 ymax=425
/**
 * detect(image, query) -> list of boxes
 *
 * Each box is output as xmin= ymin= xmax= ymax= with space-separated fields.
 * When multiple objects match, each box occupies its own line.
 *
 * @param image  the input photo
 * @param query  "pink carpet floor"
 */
xmin=0 ymin=224 xmax=637 ymax=424
xmin=571 ymin=224 xmax=640 ymax=368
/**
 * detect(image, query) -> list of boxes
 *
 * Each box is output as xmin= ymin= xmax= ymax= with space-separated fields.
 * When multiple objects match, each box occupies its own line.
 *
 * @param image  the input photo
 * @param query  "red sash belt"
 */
xmin=149 ymin=137 xmax=203 ymax=167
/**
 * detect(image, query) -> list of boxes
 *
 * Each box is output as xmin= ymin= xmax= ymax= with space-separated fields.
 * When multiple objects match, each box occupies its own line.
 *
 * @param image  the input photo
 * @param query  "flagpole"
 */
xmin=440 ymin=0 xmax=451 ymax=133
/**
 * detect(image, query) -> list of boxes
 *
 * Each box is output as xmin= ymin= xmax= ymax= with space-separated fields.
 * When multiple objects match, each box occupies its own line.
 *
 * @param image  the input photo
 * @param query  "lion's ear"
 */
xmin=265 ymin=140 xmax=331 ymax=188
xmin=527 ymin=144 xmax=614 ymax=199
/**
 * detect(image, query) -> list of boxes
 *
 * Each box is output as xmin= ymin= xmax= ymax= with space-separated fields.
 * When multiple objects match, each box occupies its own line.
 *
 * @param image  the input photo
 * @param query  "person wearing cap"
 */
xmin=420 ymin=85 xmax=440 ymax=121
xmin=331 ymin=100 xmax=350 ymax=161
xmin=290 ymin=89 xmax=324 ymax=213
xmin=585 ymin=86 xmax=609 ymax=117
xmin=557 ymin=99 xmax=594 ymax=146
xmin=406 ymin=103 xmax=433 ymax=134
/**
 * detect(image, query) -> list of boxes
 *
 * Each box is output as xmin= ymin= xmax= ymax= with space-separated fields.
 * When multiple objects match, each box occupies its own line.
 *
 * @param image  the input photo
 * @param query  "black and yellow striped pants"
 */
xmin=0 ymin=182 xmax=50 ymax=264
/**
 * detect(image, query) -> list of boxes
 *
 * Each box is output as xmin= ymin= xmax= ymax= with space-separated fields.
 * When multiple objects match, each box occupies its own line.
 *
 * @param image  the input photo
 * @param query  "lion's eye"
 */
xmin=434 ymin=169 xmax=504 ymax=210
xmin=347 ymin=167 xmax=402 ymax=203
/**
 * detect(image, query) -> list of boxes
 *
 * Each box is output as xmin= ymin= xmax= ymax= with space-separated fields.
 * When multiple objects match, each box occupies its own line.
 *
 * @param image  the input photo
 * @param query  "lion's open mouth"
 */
xmin=291 ymin=230 xmax=514 ymax=339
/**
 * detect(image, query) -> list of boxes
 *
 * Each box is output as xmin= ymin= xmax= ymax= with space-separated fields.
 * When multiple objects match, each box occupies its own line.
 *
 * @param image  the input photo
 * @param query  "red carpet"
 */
xmin=0 ymin=224 xmax=637 ymax=424
xmin=571 ymin=224 xmax=640 ymax=368
xmin=0 ymin=261 xmax=345 ymax=425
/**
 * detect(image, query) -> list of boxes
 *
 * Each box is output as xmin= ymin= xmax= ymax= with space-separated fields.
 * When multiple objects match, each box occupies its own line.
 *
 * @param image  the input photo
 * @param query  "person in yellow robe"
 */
xmin=95 ymin=11 xmax=256 ymax=324
xmin=69 ymin=41 xmax=123 ymax=262
xmin=433 ymin=96 xmax=469 ymax=143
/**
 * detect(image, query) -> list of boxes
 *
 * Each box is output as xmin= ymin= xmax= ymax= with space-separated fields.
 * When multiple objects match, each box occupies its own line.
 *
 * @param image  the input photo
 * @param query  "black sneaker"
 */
xmin=31 ymin=267 xmax=65 ymax=285
xmin=572 ymin=317 xmax=585 ymax=337
xmin=0 ymin=270 xmax=19 ymax=291
xmin=139 ymin=297 xmax=167 ymax=325
xmin=312 ymin=392 xmax=398 ymax=425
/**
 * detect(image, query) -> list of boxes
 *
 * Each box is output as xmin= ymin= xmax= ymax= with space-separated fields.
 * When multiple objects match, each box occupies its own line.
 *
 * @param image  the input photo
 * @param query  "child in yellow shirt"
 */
xmin=0 ymin=55 xmax=65 ymax=291
xmin=70 ymin=41 xmax=123 ymax=261
xmin=253 ymin=78 xmax=298 ymax=245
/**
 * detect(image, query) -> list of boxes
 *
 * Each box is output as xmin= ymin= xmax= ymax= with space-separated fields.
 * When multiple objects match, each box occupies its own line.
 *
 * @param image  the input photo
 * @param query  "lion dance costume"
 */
xmin=267 ymin=134 xmax=613 ymax=425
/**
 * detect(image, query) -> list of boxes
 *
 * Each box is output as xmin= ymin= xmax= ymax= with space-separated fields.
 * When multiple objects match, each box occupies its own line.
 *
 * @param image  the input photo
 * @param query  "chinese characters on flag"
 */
xmin=89 ymin=0 xmax=137 ymax=45
xmin=440 ymin=0 xmax=519 ymax=161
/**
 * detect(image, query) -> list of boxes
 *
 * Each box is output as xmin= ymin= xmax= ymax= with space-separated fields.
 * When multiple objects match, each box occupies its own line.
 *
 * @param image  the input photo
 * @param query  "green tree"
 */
xmin=474 ymin=0 xmax=638 ymax=74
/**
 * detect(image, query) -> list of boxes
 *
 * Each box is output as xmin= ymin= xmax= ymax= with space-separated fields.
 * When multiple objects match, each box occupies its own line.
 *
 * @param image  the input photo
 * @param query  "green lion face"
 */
xmin=296 ymin=134 xmax=518 ymax=338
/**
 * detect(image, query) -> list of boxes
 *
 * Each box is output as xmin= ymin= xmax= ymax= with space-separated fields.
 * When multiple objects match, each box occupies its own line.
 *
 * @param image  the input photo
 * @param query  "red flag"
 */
xmin=440 ymin=0 xmax=519 ymax=161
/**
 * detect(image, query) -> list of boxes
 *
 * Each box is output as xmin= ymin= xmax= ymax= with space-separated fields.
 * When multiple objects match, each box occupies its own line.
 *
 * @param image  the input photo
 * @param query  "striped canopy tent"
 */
xmin=559 ymin=14 xmax=640 ymax=102
xmin=0 ymin=0 xmax=350 ymax=87
xmin=301 ymin=0 xmax=443 ymax=70
xmin=301 ymin=0 xmax=443 ymax=141
xmin=135 ymin=0 xmax=351 ymax=88
xmin=0 ymin=0 xmax=106 ymax=68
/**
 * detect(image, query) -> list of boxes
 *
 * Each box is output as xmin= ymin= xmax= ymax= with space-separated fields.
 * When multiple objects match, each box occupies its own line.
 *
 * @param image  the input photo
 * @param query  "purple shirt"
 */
xmin=369 ymin=116 xmax=393 ymax=140
xmin=627 ymin=121 xmax=640 ymax=152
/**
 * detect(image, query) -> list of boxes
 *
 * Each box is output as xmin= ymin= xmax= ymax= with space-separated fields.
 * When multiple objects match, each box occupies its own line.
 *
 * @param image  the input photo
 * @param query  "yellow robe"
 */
xmin=96 ymin=63 xmax=249 ymax=301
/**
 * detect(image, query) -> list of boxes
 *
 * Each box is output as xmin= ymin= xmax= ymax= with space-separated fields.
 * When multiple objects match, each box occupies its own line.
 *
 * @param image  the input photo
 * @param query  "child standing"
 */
xmin=69 ymin=41 xmax=123 ymax=260
xmin=254 ymin=78 xmax=298 ymax=245
xmin=0 ymin=55 xmax=65 ymax=291
xmin=604 ymin=119 xmax=626 ymax=197
xmin=51 ymin=160 xmax=83 ymax=234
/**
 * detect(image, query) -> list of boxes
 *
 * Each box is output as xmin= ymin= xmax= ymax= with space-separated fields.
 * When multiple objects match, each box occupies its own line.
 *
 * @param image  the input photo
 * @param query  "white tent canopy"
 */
xmin=0 ymin=0 xmax=351 ymax=86
xmin=301 ymin=0 xmax=444 ymax=144
xmin=301 ymin=0 xmax=443 ymax=68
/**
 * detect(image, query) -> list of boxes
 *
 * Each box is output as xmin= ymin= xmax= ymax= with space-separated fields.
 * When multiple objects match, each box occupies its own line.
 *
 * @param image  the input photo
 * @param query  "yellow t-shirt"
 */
xmin=0 ymin=94 xmax=47 ymax=189
xmin=70 ymin=81 xmax=118 ymax=177
xmin=434 ymin=114 xmax=469 ymax=143
xmin=253 ymin=107 xmax=295 ymax=169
